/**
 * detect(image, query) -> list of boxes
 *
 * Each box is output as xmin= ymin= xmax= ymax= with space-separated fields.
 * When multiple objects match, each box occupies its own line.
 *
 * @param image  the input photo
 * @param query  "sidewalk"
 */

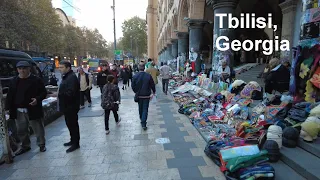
xmin=0 ymin=85 xmax=225 ymax=180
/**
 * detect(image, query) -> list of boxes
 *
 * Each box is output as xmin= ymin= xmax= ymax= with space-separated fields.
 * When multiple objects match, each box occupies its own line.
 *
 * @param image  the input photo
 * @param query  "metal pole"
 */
xmin=0 ymin=80 xmax=13 ymax=164
xmin=112 ymin=0 xmax=117 ymax=64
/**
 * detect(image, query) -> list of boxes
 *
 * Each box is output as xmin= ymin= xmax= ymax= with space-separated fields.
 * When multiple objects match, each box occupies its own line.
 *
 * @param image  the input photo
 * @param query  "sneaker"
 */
xmin=40 ymin=146 xmax=46 ymax=152
xmin=80 ymin=106 xmax=85 ymax=109
xmin=142 ymin=126 xmax=148 ymax=130
xmin=63 ymin=141 xmax=73 ymax=147
xmin=66 ymin=144 xmax=80 ymax=153
xmin=88 ymin=103 xmax=92 ymax=107
xmin=116 ymin=118 xmax=121 ymax=126
xmin=15 ymin=147 xmax=31 ymax=156
xmin=106 ymin=130 xmax=110 ymax=135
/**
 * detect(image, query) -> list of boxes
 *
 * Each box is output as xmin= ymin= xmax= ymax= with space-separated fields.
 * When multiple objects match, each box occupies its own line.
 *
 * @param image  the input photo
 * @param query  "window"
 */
xmin=0 ymin=59 xmax=18 ymax=78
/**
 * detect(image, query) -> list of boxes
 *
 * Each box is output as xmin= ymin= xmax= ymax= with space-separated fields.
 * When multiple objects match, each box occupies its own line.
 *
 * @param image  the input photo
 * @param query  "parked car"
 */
xmin=0 ymin=49 xmax=44 ymax=94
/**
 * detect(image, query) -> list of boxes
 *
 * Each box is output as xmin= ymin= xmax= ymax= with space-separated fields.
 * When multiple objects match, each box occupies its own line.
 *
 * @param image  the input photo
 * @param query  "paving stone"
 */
xmin=163 ymin=142 xmax=197 ymax=150
xmin=178 ymin=167 xmax=204 ymax=179
xmin=167 ymin=157 xmax=207 ymax=168
xmin=190 ymin=148 xmax=206 ymax=157
xmin=147 ymin=159 xmax=168 ymax=170
xmin=172 ymin=148 xmax=194 ymax=158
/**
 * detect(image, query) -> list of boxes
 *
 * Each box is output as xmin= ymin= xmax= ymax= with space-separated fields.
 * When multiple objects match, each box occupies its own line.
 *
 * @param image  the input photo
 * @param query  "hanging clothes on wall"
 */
xmin=290 ymin=46 xmax=302 ymax=95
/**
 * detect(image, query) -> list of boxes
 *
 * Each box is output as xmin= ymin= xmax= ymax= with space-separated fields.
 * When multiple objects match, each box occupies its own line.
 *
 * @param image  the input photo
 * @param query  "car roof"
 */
xmin=0 ymin=49 xmax=33 ymax=59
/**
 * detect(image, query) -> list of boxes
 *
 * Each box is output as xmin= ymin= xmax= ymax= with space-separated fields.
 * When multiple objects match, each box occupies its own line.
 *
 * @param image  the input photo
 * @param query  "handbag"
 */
xmin=134 ymin=73 xmax=145 ymax=102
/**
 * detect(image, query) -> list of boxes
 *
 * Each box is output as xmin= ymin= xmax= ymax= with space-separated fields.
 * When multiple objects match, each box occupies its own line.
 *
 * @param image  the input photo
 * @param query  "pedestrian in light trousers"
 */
xmin=78 ymin=67 xmax=93 ymax=108
xmin=159 ymin=62 xmax=172 ymax=95
xmin=5 ymin=61 xmax=47 ymax=155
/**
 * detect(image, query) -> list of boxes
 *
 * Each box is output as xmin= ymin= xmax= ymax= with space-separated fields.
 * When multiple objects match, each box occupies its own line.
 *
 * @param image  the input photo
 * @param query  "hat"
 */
xmin=263 ymin=140 xmax=281 ymax=162
xmin=282 ymin=127 xmax=300 ymax=148
xmin=16 ymin=61 xmax=31 ymax=68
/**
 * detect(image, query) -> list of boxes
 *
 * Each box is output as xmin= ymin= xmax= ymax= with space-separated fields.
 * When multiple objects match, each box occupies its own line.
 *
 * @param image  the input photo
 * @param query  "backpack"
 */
xmin=101 ymin=84 xmax=115 ymax=109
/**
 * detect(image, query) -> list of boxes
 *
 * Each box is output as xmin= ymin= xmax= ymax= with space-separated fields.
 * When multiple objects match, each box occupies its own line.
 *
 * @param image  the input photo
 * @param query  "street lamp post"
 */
xmin=111 ymin=0 xmax=116 ymax=64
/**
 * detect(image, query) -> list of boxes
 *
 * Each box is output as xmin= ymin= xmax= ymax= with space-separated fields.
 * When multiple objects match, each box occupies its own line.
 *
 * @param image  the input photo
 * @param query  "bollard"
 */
xmin=0 ymin=81 xmax=13 ymax=164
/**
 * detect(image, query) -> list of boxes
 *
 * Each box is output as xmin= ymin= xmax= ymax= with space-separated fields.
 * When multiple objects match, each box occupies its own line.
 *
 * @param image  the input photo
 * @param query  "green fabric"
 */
xmin=145 ymin=62 xmax=152 ymax=69
xmin=226 ymin=150 xmax=269 ymax=173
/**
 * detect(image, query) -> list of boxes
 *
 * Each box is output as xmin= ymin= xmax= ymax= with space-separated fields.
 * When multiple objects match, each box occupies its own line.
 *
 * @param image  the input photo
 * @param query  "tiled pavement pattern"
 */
xmin=0 ymin=85 xmax=225 ymax=180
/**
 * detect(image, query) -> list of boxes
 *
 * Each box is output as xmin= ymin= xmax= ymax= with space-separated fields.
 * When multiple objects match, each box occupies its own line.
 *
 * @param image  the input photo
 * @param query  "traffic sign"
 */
xmin=114 ymin=50 xmax=122 ymax=55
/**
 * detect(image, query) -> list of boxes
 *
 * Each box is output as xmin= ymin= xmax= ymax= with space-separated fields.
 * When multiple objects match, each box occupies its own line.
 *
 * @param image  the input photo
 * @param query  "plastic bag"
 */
xmin=151 ymin=95 xmax=157 ymax=104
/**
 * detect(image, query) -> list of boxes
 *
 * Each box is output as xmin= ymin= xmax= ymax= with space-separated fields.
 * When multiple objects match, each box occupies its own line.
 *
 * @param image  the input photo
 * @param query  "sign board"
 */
xmin=300 ymin=20 xmax=320 ymax=40
xmin=114 ymin=50 xmax=123 ymax=60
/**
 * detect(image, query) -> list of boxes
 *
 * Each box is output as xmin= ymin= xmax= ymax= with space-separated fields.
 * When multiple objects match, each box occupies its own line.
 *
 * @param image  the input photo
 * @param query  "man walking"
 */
xmin=132 ymin=63 xmax=156 ymax=130
xmin=78 ymin=67 xmax=93 ymax=108
xmin=110 ymin=64 xmax=120 ymax=86
xmin=160 ymin=62 xmax=172 ymax=95
xmin=5 ymin=61 xmax=47 ymax=155
xmin=146 ymin=62 xmax=160 ymax=85
xmin=97 ymin=63 xmax=110 ymax=93
xmin=58 ymin=61 xmax=81 ymax=153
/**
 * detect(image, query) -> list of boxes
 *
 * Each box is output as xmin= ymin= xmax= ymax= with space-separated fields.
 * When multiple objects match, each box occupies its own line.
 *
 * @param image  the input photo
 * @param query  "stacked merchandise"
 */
xmin=171 ymin=70 xmax=320 ymax=179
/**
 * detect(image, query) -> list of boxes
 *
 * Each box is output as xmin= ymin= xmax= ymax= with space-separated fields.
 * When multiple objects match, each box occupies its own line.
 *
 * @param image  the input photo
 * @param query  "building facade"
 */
xmin=147 ymin=0 xmax=319 ymax=73
xmin=55 ymin=8 xmax=76 ymax=27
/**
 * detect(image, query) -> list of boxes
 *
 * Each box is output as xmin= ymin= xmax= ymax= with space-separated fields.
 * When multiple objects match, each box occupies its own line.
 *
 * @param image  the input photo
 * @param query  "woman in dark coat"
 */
xmin=128 ymin=65 xmax=133 ymax=86
xmin=101 ymin=75 xmax=121 ymax=134
xmin=121 ymin=65 xmax=130 ymax=90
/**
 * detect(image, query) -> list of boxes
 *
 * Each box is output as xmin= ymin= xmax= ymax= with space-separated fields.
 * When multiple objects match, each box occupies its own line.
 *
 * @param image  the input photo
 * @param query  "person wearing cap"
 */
xmin=78 ymin=67 xmax=93 ymax=108
xmin=5 ymin=61 xmax=47 ymax=155
xmin=110 ymin=64 xmax=120 ymax=86
xmin=96 ymin=63 xmax=110 ymax=93
xmin=132 ymin=63 xmax=156 ymax=130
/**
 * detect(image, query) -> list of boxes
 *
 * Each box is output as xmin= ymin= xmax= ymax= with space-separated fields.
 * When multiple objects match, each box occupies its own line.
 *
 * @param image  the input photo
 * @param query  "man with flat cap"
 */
xmin=5 ymin=61 xmax=47 ymax=155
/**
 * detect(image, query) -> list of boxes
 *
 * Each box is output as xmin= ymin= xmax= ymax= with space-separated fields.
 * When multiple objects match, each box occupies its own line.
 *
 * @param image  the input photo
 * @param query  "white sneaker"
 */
xmin=106 ymin=130 xmax=110 ymax=135
xmin=80 ymin=106 xmax=85 ymax=109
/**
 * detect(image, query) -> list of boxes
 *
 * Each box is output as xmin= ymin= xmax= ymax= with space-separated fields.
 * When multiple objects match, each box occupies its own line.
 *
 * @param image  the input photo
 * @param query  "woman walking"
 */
xmin=101 ymin=75 xmax=121 ymax=135
xmin=128 ymin=65 xmax=133 ymax=86
xmin=121 ymin=65 xmax=130 ymax=90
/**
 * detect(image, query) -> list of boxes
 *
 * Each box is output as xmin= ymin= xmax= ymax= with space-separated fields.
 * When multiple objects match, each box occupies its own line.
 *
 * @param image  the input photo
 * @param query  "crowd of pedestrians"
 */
xmin=5 ymin=59 xmax=172 ymax=157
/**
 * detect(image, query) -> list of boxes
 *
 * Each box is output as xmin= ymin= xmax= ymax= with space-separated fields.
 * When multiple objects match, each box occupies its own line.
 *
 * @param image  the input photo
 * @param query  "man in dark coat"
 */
xmin=96 ymin=63 xmax=110 ymax=93
xmin=5 ymin=61 xmax=47 ymax=155
xmin=56 ymin=61 xmax=81 ymax=153
xmin=132 ymin=63 xmax=156 ymax=130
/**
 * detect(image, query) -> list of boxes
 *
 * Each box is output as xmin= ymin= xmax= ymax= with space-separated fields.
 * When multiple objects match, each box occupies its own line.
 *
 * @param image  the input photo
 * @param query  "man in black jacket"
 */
xmin=5 ymin=61 xmax=47 ymax=155
xmin=57 ymin=61 xmax=81 ymax=153
xmin=96 ymin=63 xmax=110 ymax=93
xmin=132 ymin=63 xmax=156 ymax=130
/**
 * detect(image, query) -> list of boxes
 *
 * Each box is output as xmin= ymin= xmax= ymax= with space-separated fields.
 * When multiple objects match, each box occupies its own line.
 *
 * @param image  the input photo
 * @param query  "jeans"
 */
xmin=64 ymin=111 xmax=80 ymax=145
xmin=15 ymin=111 xmax=46 ymax=148
xmin=100 ymin=86 xmax=104 ymax=93
xmin=138 ymin=98 xmax=150 ymax=127
xmin=104 ymin=109 xmax=119 ymax=130
xmin=162 ymin=79 xmax=169 ymax=94
xmin=80 ymin=89 xmax=92 ymax=106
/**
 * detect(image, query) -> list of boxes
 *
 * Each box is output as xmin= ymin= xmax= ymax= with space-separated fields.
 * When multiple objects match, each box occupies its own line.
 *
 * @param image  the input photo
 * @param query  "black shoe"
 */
xmin=142 ymin=126 xmax=147 ymax=130
xmin=15 ymin=147 xmax=31 ymax=156
xmin=40 ymin=146 xmax=46 ymax=152
xmin=66 ymin=144 xmax=80 ymax=153
xmin=63 ymin=142 xmax=73 ymax=147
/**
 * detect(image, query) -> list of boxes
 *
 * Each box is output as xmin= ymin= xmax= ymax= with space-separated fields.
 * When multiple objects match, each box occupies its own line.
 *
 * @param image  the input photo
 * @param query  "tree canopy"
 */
xmin=0 ymin=0 xmax=109 ymax=58
xmin=121 ymin=16 xmax=147 ymax=57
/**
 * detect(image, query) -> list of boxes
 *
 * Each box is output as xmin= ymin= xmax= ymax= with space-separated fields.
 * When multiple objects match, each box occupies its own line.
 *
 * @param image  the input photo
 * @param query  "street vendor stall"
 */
xmin=168 ymin=64 xmax=320 ymax=179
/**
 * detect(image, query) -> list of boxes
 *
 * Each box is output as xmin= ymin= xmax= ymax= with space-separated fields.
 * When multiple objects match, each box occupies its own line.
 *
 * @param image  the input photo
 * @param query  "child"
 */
xmin=101 ymin=75 xmax=121 ymax=134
